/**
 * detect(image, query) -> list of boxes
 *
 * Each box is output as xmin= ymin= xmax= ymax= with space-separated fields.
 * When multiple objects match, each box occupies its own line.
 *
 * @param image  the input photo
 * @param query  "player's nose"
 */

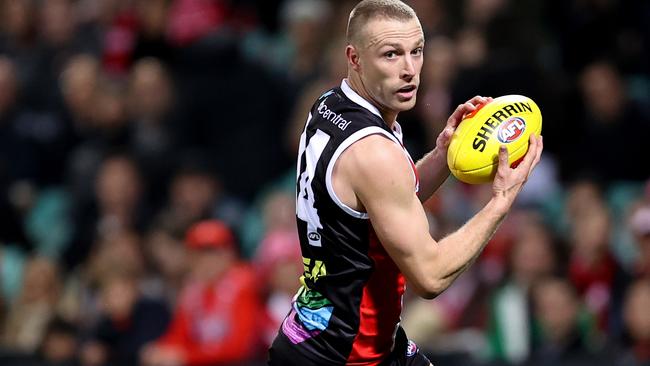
xmin=401 ymin=55 xmax=415 ymax=80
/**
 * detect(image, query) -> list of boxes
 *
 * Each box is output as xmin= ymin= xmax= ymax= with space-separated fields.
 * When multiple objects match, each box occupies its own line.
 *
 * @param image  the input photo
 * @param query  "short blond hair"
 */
xmin=346 ymin=0 xmax=418 ymax=45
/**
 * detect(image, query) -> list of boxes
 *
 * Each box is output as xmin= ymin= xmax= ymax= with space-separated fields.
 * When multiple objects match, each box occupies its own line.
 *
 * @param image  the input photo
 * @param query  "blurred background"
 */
xmin=0 ymin=0 xmax=649 ymax=365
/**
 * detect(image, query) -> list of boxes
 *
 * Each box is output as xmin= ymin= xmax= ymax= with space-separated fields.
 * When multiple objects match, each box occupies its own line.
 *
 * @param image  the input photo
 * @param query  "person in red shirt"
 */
xmin=140 ymin=219 xmax=263 ymax=366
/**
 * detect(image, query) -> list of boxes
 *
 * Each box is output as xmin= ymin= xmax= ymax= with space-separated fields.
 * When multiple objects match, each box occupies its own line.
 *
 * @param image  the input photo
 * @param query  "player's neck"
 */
xmin=346 ymin=75 xmax=397 ymax=128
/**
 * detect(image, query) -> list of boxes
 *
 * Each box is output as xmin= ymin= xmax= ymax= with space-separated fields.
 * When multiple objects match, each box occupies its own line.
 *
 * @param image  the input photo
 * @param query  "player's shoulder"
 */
xmin=340 ymin=133 xmax=415 ymax=201
xmin=344 ymin=133 xmax=410 ymax=173
xmin=338 ymin=133 xmax=410 ymax=188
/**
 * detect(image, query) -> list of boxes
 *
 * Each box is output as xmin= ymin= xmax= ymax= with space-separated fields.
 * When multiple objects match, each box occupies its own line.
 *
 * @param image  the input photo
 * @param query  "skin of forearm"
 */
xmin=425 ymin=197 xmax=509 ymax=296
xmin=415 ymin=147 xmax=450 ymax=201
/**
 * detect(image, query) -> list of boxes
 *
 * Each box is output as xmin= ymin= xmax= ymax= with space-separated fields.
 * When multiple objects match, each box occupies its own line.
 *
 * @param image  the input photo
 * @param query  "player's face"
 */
xmin=357 ymin=17 xmax=424 ymax=114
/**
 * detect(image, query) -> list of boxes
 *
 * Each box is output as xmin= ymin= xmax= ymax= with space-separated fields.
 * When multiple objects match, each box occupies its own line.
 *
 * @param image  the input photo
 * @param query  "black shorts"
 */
xmin=268 ymin=326 xmax=432 ymax=366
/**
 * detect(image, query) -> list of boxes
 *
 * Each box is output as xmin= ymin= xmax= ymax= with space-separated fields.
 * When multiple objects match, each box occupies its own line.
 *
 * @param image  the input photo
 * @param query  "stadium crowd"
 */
xmin=0 ymin=0 xmax=649 ymax=365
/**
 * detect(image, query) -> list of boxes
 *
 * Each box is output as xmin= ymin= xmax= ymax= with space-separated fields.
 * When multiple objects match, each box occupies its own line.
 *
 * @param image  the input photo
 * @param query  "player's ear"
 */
xmin=346 ymin=45 xmax=361 ymax=71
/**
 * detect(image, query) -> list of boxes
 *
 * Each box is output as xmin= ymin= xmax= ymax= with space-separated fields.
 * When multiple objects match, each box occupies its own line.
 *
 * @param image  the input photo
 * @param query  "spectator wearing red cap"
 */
xmin=140 ymin=219 xmax=264 ymax=366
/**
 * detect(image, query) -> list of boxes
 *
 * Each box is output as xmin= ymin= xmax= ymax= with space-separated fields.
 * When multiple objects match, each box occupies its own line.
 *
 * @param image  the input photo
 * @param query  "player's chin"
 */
xmin=392 ymin=96 xmax=417 ymax=111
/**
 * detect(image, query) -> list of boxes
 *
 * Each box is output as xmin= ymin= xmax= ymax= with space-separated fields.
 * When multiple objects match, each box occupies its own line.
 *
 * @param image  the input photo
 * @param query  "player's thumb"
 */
xmin=497 ymin=145 xmax=509 ymax=170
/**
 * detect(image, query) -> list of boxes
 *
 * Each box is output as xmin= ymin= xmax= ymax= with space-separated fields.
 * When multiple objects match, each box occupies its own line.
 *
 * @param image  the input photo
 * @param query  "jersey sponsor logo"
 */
xmin=308 ymin=232 xmax=321 ymax=241
xmin=318 ymin=99 xmax=352 ymax=130
xmin=497 ymin=117 xmax=526 ymax=143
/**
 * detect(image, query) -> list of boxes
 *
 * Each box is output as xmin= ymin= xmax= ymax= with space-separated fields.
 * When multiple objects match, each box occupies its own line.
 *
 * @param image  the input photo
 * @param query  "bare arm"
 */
xmin=414 ymin=147 xmax=448 ymax=201
xmin=416 ymin=96 xmax=492 ymax=201
xmin=339 ymin=133 xmax=543 ymax=299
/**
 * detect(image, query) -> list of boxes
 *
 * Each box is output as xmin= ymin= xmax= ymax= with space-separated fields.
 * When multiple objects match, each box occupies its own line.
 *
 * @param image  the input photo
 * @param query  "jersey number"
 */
xmin=296 ymin=121 xmax=330 ymax=247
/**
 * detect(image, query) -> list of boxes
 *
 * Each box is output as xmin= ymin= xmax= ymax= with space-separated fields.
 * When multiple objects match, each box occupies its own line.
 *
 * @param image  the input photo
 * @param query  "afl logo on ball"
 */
xmin=497 ymin=117 xmax=526 ymax=143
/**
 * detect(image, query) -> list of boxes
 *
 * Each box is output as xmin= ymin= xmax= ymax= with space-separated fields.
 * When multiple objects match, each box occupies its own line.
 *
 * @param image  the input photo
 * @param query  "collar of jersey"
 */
xmin=340 ymin=79 xmax=383 ymax=119
xmin=340 ymin=79 xmax=406 ymax=143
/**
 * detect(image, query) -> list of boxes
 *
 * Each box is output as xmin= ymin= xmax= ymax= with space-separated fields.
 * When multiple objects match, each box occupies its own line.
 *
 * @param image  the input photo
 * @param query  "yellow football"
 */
xmin=447 ymin=95 xmax=542 ymax=184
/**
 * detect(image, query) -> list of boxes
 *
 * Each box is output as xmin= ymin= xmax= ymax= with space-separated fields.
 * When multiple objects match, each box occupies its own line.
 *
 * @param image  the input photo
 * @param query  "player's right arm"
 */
xmin=336 ymin=133 xmax=543 ymax=299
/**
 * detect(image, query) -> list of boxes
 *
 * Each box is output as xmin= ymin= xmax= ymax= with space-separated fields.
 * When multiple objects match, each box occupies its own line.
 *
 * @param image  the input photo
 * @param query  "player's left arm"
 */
xmin=416 ymin=95 xmax=492 ymax=200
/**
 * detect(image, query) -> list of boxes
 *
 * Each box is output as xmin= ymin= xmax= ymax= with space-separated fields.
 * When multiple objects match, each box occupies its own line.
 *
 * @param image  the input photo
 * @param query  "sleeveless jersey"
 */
xmin=282 ymin=79 xmax=419 ymax=365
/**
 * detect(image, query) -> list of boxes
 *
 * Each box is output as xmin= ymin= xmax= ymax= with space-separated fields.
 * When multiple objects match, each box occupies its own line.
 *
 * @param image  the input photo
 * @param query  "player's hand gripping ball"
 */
xmin=447 ymin=95 xmax=542 ymax=184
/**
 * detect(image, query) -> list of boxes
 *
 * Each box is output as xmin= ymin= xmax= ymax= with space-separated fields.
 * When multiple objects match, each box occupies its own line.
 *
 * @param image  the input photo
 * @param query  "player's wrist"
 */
xmin=430 ymin=146 xmax=448 ymax=165
xmin=487 ymin=193 xmax=513 ymax=217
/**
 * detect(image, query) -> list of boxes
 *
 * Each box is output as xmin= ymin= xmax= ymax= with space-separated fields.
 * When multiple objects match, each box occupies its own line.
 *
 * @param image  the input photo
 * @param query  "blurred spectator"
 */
xmin=417 ymin=35 xmax=458 ymax=149
xmin=0 ymin=0 xmax=37 ymax=50
xmin=23 ymin=188 xmax=73 ymax=259
xmin=278 ymin=0 xmax=332 ymax=84
xmin=142 ymin=218 xmax=188 ymax=304
xmin=408 ymin=0 xmax=451 ymax=36
xmin=165 ymin=161 xmax=216 ymax=228
xmin=0 ymin=0 xmax=43 ymax=105
xmin=159 ymin=157 xmax=245 ymax=233
xmin=243 ymin=0 xmax=332 ymax=85
xmin=0 ymin=244 xmax=27 ymax=306
xmin=261 ymin=191 xmax=296 ymax=236
xmin=2 ymin=256 xmax=62 ymax=353
xmin=401 ymin=266 xmax=486 ymax=365
xmin=126 ymin=57 xmax=178 ymax=203
xmin=39 ymin=0 xmax=76 ymax=48
xmin=91 ymin=77 xmax=129 ymax=143
xmin=486 ymin=213 xmax=559 ymax=364
xmin=38 ymin=317 xmax=80 ymax=366
xmin=60 ymin=230 xmax=148 ymax=331
xmin=36 ymin=0 xmax=98 ymax=109
xmin=567 ymin=193 xmax=629 ymax=335
xmin=563 ymin=180 xmax=604 ymax=229
xmin=0 ymin=56 xmax=18 ymax=115
xmin=65 ymin=154 xmax=147 ymax=269
xmin=618 ymin=279 xmax=650 ymax=366
xmin=463 ymin=0 xmax=509 ymax=28
xmin=547 ymin=0 xmax=649 ymax=74
xmin=254 ymin=226 xmax=302 ymax=347
xmin=166 ymin=0 xmax=229 ymax=47
xmin=58 ymin=54 xmax=100 ymax=136
xmin=570 ymin=61 xmax=650 ymax=183
xmin=140 ymin=220 xmax=263 ymax=366
xmin=240 ymin=187 xmax=296 ymax=260
xmin=85 ymin=231 xmax=146 ymax=290
xmin=80 ymin=270 xmax=169 ymax=366
xmin=131 ymin=0 xmax=173 ymax=63
xmin=99 ymin=1 xmax=138 ymax=75
xmin=0 ymin=56 xmax=37 ymax=245
xmin=0 ymin=315 xmax=81 ymax=366
xmin=527 ymin=277 xmax=608 ymax=366
xmin=59 ymin=54 xmax=104 ymax=204
xmin=631 ymin=205 xmax=650 ymax=279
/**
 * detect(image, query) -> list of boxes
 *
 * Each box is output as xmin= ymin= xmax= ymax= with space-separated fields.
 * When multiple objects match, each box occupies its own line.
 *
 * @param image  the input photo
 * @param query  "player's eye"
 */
xmin=385 ymin=51 xmax=398 ymax=59
xmin=411 ymin=47 xmax=423 ymax=56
